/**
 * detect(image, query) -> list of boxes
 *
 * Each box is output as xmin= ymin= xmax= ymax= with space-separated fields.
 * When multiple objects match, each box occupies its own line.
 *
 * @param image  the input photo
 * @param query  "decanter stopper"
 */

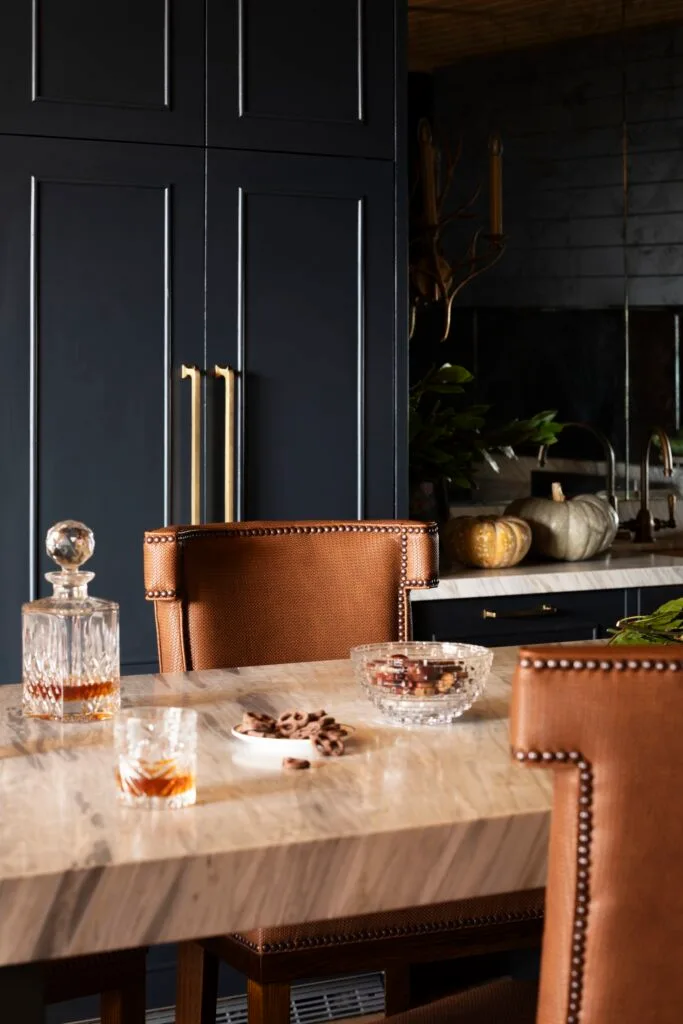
xmin=46 ymin=520 xmax=95 ymax=570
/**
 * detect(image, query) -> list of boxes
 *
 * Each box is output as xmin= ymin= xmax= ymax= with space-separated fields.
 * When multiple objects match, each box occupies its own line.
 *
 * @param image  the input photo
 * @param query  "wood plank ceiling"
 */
xmin=409 ymin=0 xmax=683 ymax=70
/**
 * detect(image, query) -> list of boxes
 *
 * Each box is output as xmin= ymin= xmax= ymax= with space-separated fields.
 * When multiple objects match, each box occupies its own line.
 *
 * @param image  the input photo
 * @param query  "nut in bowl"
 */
xmin=351 ymin=642 xmax=493 ymax=726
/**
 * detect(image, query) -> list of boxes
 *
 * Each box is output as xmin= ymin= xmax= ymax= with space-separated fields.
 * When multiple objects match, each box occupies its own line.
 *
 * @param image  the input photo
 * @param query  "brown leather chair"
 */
xmin=144 ymin=521 xmax=544 ymax=1024
xmin=387 ymin=642 xmax=683 ymax=1023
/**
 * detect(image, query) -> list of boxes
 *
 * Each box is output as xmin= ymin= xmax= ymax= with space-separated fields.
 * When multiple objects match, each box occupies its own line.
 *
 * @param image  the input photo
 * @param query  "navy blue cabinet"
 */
xmin=0 ymin=2 xmax=405 ymax=686
xmin=636 ymin=585 xmax=683 ymax=617
xmin=206 ymin=150 xmax=399 ymax=521
xmin=207 ymin=0 xmax=396 ymax=157
xmin=0 ymin=137 xmax=205 ymax=682
xmin=0 ymin=141 xmax=398 ymax=670
xmin=1 ymin=0 xmax=396 ymax=157
xmin=0 ymin=1 xmax=205 ymax=144
xmin=412 ymin=589 xmax=635 ymax=647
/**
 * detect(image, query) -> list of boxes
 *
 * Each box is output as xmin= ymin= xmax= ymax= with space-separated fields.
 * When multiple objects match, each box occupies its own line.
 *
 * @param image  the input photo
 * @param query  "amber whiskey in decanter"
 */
xmin=22 ymin=521 xmax=120 ymax=721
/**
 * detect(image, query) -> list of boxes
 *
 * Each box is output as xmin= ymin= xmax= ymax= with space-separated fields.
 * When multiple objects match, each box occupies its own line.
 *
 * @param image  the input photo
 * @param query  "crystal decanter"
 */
xmin=22 ymin=521 xmax=120 ymax=721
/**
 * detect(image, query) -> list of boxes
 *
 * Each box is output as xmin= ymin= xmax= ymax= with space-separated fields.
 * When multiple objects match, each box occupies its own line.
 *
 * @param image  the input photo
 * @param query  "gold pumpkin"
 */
xmin=443 ymin=515 xmax=532 ymax=569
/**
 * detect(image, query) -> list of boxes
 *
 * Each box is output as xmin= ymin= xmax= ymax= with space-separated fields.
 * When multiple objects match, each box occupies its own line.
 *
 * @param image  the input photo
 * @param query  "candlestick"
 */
xmin=489 ymin=133 xmax=503 ymax=238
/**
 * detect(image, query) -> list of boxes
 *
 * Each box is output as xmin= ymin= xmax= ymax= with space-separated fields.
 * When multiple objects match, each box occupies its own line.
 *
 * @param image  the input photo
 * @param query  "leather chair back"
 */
xmin=511 ymin=644 xmax=683 ymax=1024
xmin=144 ymin=521 xmax=438 ymax=672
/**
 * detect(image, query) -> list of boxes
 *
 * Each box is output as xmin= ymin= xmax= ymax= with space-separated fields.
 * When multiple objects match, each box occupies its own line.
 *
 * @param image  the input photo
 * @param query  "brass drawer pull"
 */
xmin=181 ymin=364 xmax=202 ymax=525
xmin=481 ymin=603 xmax=558 ymax=620
xmin=214 ymin=365 xmax=236 ymax=523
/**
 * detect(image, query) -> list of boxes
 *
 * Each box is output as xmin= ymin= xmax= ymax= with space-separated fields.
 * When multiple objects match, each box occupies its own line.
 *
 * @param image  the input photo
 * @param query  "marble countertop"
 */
xmin=412 ymin=551 xmax=683 ymax=601
xmin=0 ymin=649 xmax=550 ymax=967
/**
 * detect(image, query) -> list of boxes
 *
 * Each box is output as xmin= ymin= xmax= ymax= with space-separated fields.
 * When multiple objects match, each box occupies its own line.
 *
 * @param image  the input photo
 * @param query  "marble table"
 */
xmin=0 ymin=647 xmax=551 ymax=973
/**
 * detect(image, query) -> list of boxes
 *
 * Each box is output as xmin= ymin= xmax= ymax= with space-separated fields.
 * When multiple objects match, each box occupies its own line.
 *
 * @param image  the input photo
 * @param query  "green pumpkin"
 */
xmin=506 ymin=482 xmax=618 ymax=562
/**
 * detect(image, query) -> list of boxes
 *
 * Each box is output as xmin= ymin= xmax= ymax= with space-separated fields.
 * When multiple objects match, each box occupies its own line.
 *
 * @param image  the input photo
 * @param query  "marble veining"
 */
xmin=411 ymin=552 xmax=683 ymax=601
xmin=0 ymin=649 xmax=551 ymax=966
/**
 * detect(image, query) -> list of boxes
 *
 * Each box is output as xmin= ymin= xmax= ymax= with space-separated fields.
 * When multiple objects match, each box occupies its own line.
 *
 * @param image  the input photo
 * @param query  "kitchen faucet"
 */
xmin=537 ymin=421 xmax=618 ymax=513
xmin=619 ymin=428 xmax=676 ymax=543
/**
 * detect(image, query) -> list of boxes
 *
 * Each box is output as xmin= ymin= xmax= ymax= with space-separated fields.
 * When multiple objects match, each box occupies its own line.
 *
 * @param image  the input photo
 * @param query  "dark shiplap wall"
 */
xmin=433 ymin=22 xmax=683 ymax=308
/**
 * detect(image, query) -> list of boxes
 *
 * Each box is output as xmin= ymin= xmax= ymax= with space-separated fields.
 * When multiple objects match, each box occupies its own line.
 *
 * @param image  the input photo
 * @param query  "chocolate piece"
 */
xmin=282 ymin=757 xmax=310 ymax=770
xmin=374 ymin=667 xmax=406 ymax=688
xmin=406 ymin=661 xmax=430 ymax=685
xmin=315 ymin=732 xmax=345 ymax=757
xmin=298 ymin=721 xmax=323 ymax=738
xmin=414 ymin=683 xmax=437 ymax=697
xmin=387 ymin=654 xmax=408 ymax=668
xmin=278 ymin=709 xmax=310 ymax=727
xmin=436 ymin=671 xmax=455 ymax=694
xmin=242 ymin=711 xmax=276 ymax=732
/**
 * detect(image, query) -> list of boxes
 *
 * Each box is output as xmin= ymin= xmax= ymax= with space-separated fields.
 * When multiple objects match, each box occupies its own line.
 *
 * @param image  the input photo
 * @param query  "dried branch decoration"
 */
xmin=409 ymin=118 xmax=505 ymax=342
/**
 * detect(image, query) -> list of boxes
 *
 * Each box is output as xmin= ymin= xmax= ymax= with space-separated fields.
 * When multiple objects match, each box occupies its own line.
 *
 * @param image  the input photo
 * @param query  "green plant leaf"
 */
xmin=607 ymin=598 xmax=683 ymax=644
xmin=422 ymin=383 xmax=466 ymax=395
xmin=408 ymin=359 xmax=564 ymax=495
xmin=432 ymin=363 xmax=474 ymax=384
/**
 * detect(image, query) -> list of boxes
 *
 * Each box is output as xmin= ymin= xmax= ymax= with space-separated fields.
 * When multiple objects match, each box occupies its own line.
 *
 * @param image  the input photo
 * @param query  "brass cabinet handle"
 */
xmin=214 ymin=365 xmax=236 ymax=522
xmin=481 ymin=603 xmax=558 ymax=620
xmin=181 ymin=364 xmax=201 ymax=525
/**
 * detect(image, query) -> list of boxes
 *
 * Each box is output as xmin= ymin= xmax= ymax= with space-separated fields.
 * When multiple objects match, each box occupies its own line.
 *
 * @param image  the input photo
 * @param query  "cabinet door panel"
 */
xmin=207 ymin=0 xmax=395 ymax=157
xmin=206 ymin=150 xmax=397 ymax=521
xmin=0 ymin=137 xmax=204 ymax=682
xmin=637 ymin=585 xmax=683 ymax=617
xmin=0 ymin=1 xmax=204 ymax=144
xmin=412 ymin=589 xmax=630 ymax=646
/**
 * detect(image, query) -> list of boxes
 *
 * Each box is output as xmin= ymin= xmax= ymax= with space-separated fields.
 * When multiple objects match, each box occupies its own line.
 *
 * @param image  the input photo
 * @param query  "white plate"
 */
xmin=231 ymin=727 xmax=321 ymax=760
xmin=230 ymin=724 xmax=355 ymax=762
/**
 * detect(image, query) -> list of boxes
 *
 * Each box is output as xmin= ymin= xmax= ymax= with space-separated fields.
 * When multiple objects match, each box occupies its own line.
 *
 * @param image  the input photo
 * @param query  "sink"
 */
xmin=611 ymin=538 xmax=683 ymax=557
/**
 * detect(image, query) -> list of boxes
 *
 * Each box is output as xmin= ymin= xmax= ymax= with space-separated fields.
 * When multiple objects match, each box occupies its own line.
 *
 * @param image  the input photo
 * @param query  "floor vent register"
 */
xmin=73 ymin=971 xmax=385 ymax=1024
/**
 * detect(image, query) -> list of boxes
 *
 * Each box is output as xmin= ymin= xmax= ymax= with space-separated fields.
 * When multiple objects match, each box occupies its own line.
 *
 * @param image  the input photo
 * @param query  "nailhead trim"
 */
xmin=145 ymin=535 xmax=175 ymax=543
xmin=174 ymin=524 xmax=439 ymax=540
xmin=519 ymin=657 xmax=683 ymax=672
xmin=230 ymin=904 xmax=545 ymax=953
xmin=398 ymin=531 xmax=409 ymax=639
xmin=516 ymin=748 xmax=593 ymax=1023
xmin=145 ymin=589 xmax=176 ymax=598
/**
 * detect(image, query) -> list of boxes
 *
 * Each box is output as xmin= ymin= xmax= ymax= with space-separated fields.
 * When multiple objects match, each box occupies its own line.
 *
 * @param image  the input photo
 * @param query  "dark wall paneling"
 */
xmin=0 ymin=137 xmax=204 ymax=681
xmin=469 ymin=308 xmax=627 ymax=459
xmin=206 ymin=151 xmax=396 ymax=521
xmin=0 ymin=0 xmax=204 ymax=144
xmin=630 ymin=309 xmax=679 ymax=440
xmin=207 ymin=0 xmax=395 ymax=157
xmin=434 ymin=21 xmax=683 ymax=309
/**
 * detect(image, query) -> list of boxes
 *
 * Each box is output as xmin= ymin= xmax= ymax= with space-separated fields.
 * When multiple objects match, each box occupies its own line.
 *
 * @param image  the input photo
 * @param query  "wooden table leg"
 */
xmin=247 ymin=978 xmax=291 ymax=1024
xmin=0 ymin=963 xmax=45 ymax=1024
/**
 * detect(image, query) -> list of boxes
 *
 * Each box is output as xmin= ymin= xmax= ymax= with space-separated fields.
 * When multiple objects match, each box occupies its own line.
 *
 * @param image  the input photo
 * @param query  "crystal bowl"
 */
xmin=350 ymin=641 xmax=493 ymax=726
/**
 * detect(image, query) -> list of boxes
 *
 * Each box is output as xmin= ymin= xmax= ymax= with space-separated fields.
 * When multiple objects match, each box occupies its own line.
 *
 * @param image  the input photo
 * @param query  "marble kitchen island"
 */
xmin=411 ymin=550 xmax=683 ymax=647
xmin=0 ymin=646 xmax=550 ymax=1013
xmin=412 ymin=550 xmax=683 ymax=601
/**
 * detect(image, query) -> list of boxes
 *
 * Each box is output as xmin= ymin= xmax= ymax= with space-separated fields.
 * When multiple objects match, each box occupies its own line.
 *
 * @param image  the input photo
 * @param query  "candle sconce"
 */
xmin=409 ymin=118 xmax=506 ymax=343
